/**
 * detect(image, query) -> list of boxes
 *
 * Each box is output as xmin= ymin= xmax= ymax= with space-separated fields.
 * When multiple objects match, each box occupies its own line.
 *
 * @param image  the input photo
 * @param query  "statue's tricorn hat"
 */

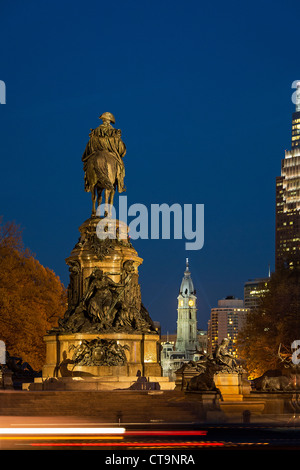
xmin=99 ymin=112 xmax=115 ymax=124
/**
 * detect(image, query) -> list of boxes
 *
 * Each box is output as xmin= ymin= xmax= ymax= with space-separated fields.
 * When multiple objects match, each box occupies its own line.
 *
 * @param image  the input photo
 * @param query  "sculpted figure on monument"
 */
xmin=112 ymin=260 xmax=156 ymax=333
xmin=215 ymin=338 xmax=239 ymax=371
xmin=252 ymin=345 xmax=300 ymax=391
xmin=83 ymin=268 xmax=121 ymax=328
xmin=56 ymin=262 xmax=156 ymax=334
xmin=177 ymin=339 xmax=243 ymax=391
xmin=82 ymin=112 xmax=126 ymax=216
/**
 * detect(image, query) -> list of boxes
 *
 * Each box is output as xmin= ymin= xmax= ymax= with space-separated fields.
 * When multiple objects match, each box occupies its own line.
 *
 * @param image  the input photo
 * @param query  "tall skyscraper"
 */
xmin=175 ymin=258 xmax=198 ymax=358
xmin=275 ymin=83 xmax=300 ymax=270
xmin=291 ymin=82 xmax=300 ymax=149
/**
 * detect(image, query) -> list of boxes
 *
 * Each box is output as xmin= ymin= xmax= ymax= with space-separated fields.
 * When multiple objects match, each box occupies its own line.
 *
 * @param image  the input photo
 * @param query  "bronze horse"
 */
xmin=84 ymin=149 xmax=120 ymax=217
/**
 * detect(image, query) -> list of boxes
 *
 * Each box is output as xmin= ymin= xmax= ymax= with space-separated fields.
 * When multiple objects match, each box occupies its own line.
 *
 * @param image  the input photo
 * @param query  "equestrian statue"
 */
xmin=82 ymin=112 xmax=126 ymax=217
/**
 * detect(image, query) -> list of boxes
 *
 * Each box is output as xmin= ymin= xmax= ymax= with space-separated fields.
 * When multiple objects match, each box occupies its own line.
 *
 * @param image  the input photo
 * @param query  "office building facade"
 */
xmin=275 ymin=83 xmax=300 ymax=270
xmin=208 ymin=296 xmax=249 ymax=358
xmin=244 ymin=276 xmax=270 ymax=310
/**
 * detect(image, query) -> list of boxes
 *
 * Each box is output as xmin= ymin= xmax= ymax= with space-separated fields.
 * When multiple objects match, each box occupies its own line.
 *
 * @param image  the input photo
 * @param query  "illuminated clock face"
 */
xmin=179 ymin=300 xmax=183 ymax=307
xmin=188 ymin=300 xmax=194 ymax=307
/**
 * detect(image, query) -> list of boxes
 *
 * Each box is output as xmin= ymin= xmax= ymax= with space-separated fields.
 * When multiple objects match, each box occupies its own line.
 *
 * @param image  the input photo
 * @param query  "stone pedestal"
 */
xmin=175 ymin=365 xmax=200 ymax=390
xmin=213 ymin=372 xmax=265 ymax=420
xmin=64 ymin=217 xmax=143 ymax=315
xmin=39 ymin=216 xmax=170 ymax=390
xmin=0 ymin=370 xmax=13 ymax=389
xmin=214 ymin=372 xmax=251 ymax=401
xmin=42 ymin=332 xmax=162 ymax=380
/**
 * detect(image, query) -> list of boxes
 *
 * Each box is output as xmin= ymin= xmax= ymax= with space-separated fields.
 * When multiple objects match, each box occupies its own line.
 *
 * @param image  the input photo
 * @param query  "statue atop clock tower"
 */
xmin=175 ymin=259 xmax=198 ymax=358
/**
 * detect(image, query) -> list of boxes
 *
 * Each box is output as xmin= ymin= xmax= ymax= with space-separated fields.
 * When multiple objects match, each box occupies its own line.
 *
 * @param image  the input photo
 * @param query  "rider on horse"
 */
xmin=82 ymin=112 xmax=126 ymax=194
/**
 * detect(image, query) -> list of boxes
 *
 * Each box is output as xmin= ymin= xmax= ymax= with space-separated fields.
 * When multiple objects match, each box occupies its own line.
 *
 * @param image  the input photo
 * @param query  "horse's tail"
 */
xmin=93 ymin=156 xmax=114 ymax=190
xmin=85 ymin=153 xmax=114 ymax=191
xmin=84 ymin=173 xmax=91 ymax=192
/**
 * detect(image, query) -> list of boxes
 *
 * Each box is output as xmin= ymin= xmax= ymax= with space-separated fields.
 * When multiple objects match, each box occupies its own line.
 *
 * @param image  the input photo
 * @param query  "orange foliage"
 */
xmin=0 ymin=218 xmax=67 ymax=370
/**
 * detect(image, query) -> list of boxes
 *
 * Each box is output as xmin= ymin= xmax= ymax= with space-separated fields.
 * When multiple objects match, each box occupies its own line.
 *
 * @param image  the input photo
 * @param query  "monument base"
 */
xmin=42 ymin=332 xmax=162 ymax=378
xmin=33 ymin=331 xmax=177 ymax=391
xmin=35 ymin=333 xmax=175 ymax=391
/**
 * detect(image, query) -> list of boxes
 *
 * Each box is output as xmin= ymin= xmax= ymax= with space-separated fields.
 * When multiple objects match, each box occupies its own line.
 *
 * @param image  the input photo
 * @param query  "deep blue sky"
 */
xmin=0 ymin=0 xmax=299 ymax=334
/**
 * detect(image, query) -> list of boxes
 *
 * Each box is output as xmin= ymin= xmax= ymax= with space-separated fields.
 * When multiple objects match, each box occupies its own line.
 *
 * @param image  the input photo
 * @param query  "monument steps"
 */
xmin=0 ymin=391 xmax=203 ymax=422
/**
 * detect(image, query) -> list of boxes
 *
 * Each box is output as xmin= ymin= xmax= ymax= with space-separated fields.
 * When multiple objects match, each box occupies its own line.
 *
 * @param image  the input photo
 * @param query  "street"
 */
xmin=1 ymin=415 xmax=300 ymax=452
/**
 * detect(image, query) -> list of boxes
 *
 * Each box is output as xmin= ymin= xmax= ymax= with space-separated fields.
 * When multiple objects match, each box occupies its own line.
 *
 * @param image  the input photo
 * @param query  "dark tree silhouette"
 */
xmin=237 ymin=267 xmax=300 ymax=378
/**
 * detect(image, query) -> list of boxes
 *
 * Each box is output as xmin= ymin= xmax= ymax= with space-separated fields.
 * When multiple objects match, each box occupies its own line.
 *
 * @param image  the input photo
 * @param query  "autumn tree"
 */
xmin=0 ymin=217 xmax=67 ymax=370
xmin=237 ymin=267 xmax=300 ymax=378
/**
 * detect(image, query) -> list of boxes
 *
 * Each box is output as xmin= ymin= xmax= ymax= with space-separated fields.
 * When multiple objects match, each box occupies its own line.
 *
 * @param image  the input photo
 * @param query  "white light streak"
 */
xmin=0 ymin=427 xmax=125 ymax=435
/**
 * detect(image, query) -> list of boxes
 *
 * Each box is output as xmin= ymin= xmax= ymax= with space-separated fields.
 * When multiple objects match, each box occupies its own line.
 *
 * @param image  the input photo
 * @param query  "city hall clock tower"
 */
xmin=175 ymin=259 xmax=198 ymax=359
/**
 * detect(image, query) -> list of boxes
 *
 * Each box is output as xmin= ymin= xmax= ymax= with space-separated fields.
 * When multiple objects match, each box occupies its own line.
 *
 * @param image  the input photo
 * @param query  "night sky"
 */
xmin=0 ymin=0 xmax=299 ymax=334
